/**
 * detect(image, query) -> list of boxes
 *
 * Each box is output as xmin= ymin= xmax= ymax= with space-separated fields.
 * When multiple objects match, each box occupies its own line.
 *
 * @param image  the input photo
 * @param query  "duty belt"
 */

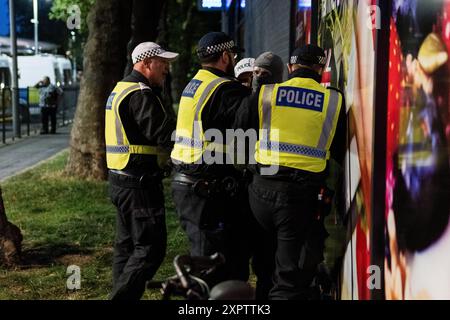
xmin=108 ymin=169 xmax=162 ymax=188
xmin=172 ymin=173 xmax=239 ymax=198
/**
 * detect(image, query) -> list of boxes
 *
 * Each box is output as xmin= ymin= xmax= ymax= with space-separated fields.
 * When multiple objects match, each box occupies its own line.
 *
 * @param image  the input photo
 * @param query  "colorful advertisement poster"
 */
xmin=318 ymin=0 xmax=377 ymax=300
xmin=295 ymin=0 xmax=312 ymax=47
xmin=385 ymin=0 xmax=450 ymax=299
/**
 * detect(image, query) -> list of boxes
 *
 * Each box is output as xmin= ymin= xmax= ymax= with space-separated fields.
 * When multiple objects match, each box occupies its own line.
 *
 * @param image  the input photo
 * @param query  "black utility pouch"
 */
xmin=193 ymin=179 xmax=214 ymax=198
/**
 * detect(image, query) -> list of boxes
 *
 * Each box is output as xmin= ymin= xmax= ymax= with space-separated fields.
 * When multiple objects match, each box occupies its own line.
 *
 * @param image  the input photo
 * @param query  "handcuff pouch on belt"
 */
xmin=192 ymin=176 xmax=239 ymax=198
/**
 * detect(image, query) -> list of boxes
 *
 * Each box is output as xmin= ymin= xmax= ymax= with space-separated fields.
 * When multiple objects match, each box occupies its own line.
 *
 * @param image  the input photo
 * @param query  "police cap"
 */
xmin=289 ymin=44 xmax=326 ymax=66
xmin=197 ymin=32 xmax=243 ymax=59
xmin=132 ymin=42 xmax=179 ymax=64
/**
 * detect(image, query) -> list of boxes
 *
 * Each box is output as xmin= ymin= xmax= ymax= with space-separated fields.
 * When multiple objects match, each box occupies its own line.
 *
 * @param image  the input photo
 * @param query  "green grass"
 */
xmin=0 ymin=150 xmax=189 ymax=300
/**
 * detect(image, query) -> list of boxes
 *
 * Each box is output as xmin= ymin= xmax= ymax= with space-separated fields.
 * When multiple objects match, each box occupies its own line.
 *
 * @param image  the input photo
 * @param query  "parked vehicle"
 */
xmin=17 ymin=54 xmax=74 ymax=115
xmin=55 ymin=55 xmax=73 ymax=87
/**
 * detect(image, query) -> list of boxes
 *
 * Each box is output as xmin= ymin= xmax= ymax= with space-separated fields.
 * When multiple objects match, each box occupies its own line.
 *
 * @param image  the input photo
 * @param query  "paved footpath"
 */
xmin=0 ymin=125 xmax=71 ymax=182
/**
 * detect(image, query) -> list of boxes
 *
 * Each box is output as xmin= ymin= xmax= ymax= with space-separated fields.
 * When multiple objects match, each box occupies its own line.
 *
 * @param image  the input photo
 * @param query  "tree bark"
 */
xmin=123 ymin=0 xmax=165 ymax=76
xmin=65 ymin=0 xmax=132 ymax=180
xmin=0 ymin=186 xmax=22 ymax=267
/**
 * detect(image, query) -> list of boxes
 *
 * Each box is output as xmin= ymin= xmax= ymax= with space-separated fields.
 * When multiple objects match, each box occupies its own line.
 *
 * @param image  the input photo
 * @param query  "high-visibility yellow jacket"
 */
xmin=255 ymin=77 xmax=343 ymax=173
xmin=105 ymin=81 xmax=161 ymax=170
xmin=171 ymin=69 xmax=232 ymax=164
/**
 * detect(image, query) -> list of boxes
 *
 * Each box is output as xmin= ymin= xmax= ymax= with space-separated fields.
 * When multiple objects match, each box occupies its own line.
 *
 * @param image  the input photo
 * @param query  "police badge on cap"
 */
xmin=234 ymin=58 xmax=255 ymax=78
xmin=289 ymin=44 xmax=327 ymax=66
xmin=132 ymin=42 xmax=179 ymax=64
xmin=197 ymin=32 xmax=244 ymax=58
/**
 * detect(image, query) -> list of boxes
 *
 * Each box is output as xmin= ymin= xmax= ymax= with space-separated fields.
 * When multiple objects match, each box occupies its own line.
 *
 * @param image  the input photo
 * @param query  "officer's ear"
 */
xmin=221 ymin=51 xmax=229 ymax=64
xmin=143 ymin=58 xmax=153 ymax=70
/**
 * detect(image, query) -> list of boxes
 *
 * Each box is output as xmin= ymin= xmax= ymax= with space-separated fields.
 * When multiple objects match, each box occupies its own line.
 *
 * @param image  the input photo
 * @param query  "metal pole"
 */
xmin=33 ymin=0 xmax=39 ymax=54
xmin=9 ymin=0 xmax=20 ymax=138
xmin=2 ymin=89 xmax=6 ymax=143
xmin=71 ymin=32 xmax=77 ymax=84
xmin=26 ymin=87 xmax=30 ymax=136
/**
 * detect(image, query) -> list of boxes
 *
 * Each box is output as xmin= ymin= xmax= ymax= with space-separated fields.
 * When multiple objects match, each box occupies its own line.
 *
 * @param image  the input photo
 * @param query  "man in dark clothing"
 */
xmin=235 ymin=44 xmax=346 ymax=300
xmin=170 ymin=32 xmax=257 ymax=289
xmin=105 ymin=42 xmax=178 ymax=300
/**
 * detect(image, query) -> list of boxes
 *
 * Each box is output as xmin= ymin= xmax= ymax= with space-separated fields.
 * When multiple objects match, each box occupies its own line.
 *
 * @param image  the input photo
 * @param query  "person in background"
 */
xmin=35 ymin=76 xmax=63 ymax=134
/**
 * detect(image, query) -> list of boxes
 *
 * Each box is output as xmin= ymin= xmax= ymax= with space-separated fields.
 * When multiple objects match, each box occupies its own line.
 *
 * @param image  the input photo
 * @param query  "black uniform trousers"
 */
xmin=242 ymin=189 xmax=276 ymax=300
xmin=41 ymin=106 xmax=57 ymax=134
xmin=171 ymin=180 xmax=246 ymax=285
xmin=249 ymin=174 xmax=323 ymax=300
xmin=171 ymin=174 xmax=275 ymax=299
xmin=109 ymin=173 xmax=167 ymax=300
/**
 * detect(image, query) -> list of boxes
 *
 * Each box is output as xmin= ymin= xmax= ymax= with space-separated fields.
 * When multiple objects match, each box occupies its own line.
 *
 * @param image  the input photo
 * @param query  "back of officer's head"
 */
xmin=196 ymin=32 xmax=242 ymax=75
xmin=288 ymin=44 xmax=326 ymax=75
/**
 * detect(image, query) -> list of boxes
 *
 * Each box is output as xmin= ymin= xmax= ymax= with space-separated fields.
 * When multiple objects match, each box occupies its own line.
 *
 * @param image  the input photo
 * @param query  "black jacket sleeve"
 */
xmin=201 ymin=81 xmax=251 ymax=131
xmin=233 ymin=86 xmax=260 ymax=132
xmin=128 ymin=89 xmax=176 ymax=150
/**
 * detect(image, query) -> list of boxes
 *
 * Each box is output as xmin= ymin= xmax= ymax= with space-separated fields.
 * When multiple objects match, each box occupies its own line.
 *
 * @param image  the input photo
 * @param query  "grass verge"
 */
xmin=0 ymin=150 xmax=189 ymax=300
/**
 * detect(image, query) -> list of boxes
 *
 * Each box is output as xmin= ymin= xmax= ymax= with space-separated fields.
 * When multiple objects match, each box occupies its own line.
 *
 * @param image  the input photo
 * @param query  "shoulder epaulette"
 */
xmin=138 ymin=82 xmax=151 ymax=91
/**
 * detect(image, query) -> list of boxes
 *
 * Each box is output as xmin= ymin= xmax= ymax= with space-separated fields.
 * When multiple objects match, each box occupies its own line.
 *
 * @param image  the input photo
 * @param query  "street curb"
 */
xmin=0 ymin=120 xmax=73 ymax=149
xmin=0 ymin=147 xmax=69 ymax=183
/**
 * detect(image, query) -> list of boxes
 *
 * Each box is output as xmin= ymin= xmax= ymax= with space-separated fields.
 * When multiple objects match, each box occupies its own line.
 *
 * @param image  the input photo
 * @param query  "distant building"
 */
xmin=222 ymin=0 xmax=315 ymax=79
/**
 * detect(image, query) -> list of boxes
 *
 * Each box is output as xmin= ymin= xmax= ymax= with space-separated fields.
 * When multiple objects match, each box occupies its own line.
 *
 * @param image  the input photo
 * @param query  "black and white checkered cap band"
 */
xmin=204 ymin=40 xmax=235 ymax=55
xmin=290 ymin=55 xmax=327 ymax=65
xmin=133 ymin=48 xmax=163 ymax=64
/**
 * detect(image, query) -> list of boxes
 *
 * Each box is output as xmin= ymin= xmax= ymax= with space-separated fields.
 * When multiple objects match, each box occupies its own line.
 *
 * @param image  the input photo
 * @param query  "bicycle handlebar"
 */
xmin=147 ymin=253 xmax=226 ymax=300
xmin=174 ymin=252 xmax=225 ymax=289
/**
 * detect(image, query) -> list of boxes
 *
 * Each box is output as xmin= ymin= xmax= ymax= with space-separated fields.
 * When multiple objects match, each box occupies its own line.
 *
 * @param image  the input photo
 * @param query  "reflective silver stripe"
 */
xmin=317 ymin=89 xmax=340 ymax=150
xmin=260 ymin=141 xmax=327 ymax=159
xmin=106 ymin=145 xmax=157 ymax=154
xmin=106 ymin=145 xmax=129 ymax=154
xmin=261 ymin=84 xmax=275 ymax=133
xmin=192 ymin=77 xmax=230 ymax=137
xmin=113 ymin=84 xmax=140 ymax=145
xmin=175 ymin=136 xmax=204 ymax=149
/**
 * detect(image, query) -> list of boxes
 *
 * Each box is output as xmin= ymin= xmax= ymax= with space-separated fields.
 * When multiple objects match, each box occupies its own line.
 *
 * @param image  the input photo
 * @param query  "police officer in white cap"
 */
xmin=105 ymin=41 xmax=178 ymax=300
xmin=235 ymin=44 xmax=346 ymax=299
xmin=234 ymin=57 xmax=255 ymax=88
xmin=171 ymin=32 xmax=252 ymax=286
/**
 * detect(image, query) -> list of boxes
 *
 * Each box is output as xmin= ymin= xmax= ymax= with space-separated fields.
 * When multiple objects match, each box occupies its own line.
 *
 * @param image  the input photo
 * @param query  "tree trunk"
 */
xmin=169 ymin=0 xmax=198 ymax=99
xmin=65 ymin=0 xmax=132 ymax=180
xmin=159 ymin=1 xmax=174 ymax=109
xmin=123 ymin=0 xmax=165 ymax=76
xmin=0 ymin=186 xmax=22 ymax=267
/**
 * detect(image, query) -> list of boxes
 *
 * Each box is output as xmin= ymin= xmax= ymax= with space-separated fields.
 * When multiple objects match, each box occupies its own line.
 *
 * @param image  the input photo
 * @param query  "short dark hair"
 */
xmin=199 ymin=52 xmax=223 ymax=64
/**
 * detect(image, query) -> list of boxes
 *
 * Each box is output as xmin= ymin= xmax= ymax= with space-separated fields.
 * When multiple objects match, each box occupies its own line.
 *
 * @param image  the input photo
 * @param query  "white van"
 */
xmin=17 ymin=54 xmax=61 ymax=88
xmin=55 ymin=56 xmax=73 ymax=87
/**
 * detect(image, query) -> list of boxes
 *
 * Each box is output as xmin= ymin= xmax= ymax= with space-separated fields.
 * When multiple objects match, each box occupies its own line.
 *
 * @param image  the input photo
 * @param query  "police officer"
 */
xmin=234 ymin=57 xmax=255 ymax=88
xmin=105 ymin=42 xmax=178 ymax=300
xmin=235 ymin=44 xmax=346 ymax=299
xmin=170 ymin=32 xmax=251 ymax=286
